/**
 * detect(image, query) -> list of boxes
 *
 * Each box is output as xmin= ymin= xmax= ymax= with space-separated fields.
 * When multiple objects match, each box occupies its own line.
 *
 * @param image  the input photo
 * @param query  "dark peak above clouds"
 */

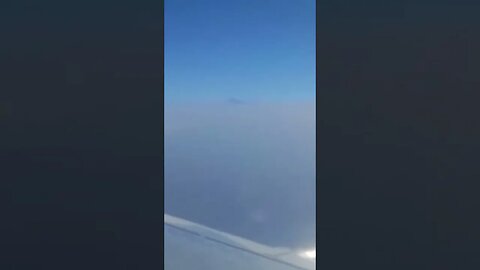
xmin=226 ymin=97 xmax=246 ymax=105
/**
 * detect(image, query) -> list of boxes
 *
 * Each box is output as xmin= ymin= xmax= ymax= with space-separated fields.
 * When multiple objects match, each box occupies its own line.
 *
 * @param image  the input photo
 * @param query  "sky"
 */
xmin=164 ymin=0 xmax=316 ymax=249
xmin=165 ymin=0 xmax=315 ymax=103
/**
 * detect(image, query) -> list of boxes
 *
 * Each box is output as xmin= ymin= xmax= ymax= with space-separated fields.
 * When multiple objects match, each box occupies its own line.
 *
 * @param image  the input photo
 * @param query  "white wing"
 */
xmin=165 ymin=214 xmax=315 ymax=270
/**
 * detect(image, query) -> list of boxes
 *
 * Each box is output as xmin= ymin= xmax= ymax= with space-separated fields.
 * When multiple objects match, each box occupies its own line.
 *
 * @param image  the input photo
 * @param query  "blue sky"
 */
xmin=165 ymin=0 xmax=315 ymax=249
xmin=165 ymin=0 xmax=315 ymax=103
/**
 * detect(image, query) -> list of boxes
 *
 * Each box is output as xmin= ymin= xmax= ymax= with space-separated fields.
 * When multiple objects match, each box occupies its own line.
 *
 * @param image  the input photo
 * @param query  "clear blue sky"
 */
xmin=165 ymin=0 xmax=315 ymax=103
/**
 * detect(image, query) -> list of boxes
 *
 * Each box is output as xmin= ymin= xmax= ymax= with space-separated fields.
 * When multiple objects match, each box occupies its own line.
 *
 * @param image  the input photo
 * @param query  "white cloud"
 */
xmin=164 ymin=100 xmax=315 ymax=248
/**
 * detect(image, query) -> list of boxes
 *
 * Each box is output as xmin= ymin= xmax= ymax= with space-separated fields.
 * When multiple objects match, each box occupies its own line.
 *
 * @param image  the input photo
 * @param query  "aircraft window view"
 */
xmin=165 ymin=0 xmax=315 ymax=269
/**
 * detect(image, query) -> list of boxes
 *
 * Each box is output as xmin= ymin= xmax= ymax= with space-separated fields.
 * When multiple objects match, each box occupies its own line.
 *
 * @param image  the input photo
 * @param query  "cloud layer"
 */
xmin=165 ymin=101 xmax=315 ymax=248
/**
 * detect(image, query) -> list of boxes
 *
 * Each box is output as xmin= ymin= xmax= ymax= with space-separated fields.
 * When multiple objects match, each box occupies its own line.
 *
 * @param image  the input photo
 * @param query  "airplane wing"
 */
xmin=165 ymin=214 xmax=315 ymax=270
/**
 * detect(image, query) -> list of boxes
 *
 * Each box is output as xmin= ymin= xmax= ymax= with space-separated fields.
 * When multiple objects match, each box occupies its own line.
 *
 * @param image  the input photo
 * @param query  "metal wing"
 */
xmin=165 ymin=214 xmax=315 ymax=270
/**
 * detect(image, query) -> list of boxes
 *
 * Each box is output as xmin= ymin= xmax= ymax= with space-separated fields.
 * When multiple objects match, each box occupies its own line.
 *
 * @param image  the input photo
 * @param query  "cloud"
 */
xmin=164 ymin=100 xmax=315 ymax=248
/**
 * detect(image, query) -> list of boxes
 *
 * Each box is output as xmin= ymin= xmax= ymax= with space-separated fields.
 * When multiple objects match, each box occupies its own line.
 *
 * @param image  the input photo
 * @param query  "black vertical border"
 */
xmin=317 ymin=1 xmax=480 ymax=270
xmin=0 ymin=0 xmax=165 ymax=269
